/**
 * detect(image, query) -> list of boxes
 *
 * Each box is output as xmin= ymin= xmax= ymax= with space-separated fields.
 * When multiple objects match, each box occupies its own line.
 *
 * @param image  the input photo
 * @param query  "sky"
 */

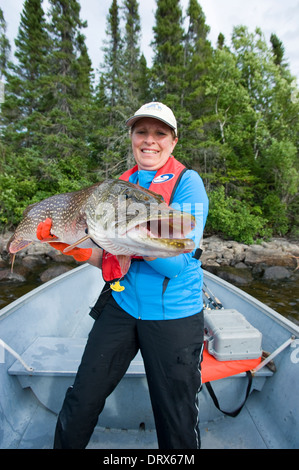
xmin=1 ymin=0 xmax=299 ymax=83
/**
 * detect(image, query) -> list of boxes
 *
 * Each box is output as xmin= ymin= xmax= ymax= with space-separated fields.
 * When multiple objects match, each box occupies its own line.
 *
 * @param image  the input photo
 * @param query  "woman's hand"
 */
xmin=36 ymin=218 xmax=92 ymax=262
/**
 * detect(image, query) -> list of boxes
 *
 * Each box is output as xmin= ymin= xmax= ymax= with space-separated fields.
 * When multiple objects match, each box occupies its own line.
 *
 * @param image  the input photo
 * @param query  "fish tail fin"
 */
xmin=6 ymin=236 xmax=33 ymax=272
xmin=7 ymin=237 xmax=33 ymax=254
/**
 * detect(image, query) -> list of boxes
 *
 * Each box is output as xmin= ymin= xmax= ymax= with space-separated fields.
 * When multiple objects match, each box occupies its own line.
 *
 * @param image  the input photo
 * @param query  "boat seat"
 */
xmin=8 ymin=336 xmax=144 ymax=377
xmin=8 ymin=336 xmax=273 ymax=424
xmin=8 ymin=336 xmax=271 ymax=380
xmin=8 ymin=337 xmax=153 ymax=428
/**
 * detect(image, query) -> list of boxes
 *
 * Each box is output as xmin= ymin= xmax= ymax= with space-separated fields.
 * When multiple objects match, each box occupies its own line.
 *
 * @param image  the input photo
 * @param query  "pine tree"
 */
xmin=270 ymin=33 xmax=285 ymax=67
xmin=184 ymin=0 xmax=212 ymax=111
xmin=184 ymin=0 xmax=212 ymax=104
xmin=0 ymin=8 xmax=10 ymax=81
xmin=151 ymin=0 xmax=185 ymax=105
xmin=0 ymin=8 xmax=10 ymax=174
xmin=217 ymin=33 xmax=225 ymax=50
xmin=40 ymin=0 xmax=94 ymax=190
xmin=45 ymin=0 xmax=92 ymax=115
xmin=101 ymin=0 xmax=124 ymax=111
xmin=0 ymin=0 xmax=95 ymax=227
xmin=178 ymin=0 xmax=213 ymax=165
xmin=121 ymin=0 xmax=151 ymax=107
xmin=94 ymin=0 xmax=128 ymax=178
xmin=1 ymin=0 xmax=50 ymax=149
xmin=122 ymin=0 xmax=141 ymax=106
xmin=0 ymin=4 xmax=50 ymax=226
xmin=136 ymin=53 xmax=151 ymax=103
xmin=122 ymin=0 xmax=151 ymax=168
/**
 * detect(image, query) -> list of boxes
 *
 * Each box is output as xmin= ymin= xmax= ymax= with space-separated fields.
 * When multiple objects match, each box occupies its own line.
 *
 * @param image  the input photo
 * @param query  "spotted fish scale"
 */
xmin=7 ymin=185 xmax=99 ymax=254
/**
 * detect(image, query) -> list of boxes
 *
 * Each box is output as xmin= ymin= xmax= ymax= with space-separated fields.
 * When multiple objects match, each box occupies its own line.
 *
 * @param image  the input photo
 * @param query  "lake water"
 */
xmin=237 ymin=277 xmax=299 ymax=326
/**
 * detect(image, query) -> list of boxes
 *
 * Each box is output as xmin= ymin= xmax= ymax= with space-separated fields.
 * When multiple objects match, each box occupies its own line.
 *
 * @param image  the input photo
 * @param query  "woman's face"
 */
xmin=131 ymin=117 xmax=178 ymax=171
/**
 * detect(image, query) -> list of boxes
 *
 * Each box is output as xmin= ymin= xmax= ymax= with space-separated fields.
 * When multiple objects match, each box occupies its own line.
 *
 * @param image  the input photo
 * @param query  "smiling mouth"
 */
xmin=141 ymin=149 xmax=159 ymax=154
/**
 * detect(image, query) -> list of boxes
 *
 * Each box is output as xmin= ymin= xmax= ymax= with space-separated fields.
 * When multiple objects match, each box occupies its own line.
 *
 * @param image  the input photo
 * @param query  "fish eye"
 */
xmin=121 ymin=189 xmax=130 ymax=199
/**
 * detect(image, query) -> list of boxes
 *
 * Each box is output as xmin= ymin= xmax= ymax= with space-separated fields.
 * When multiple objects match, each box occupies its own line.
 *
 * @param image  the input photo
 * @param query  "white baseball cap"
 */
xmin=126 ymin=102 xmax=178 ymax=136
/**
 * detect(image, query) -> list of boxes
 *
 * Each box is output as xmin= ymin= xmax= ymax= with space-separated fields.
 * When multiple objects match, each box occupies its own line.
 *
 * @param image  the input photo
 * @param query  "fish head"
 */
xmin=85 ymin=180 xmax=196 ymax=257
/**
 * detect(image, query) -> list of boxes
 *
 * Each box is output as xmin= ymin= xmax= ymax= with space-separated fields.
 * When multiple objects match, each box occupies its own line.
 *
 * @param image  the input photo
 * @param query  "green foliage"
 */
xmin=0 ymin=148 xmax=43 ymax=226
xmin=0 ymin=1 xmax=298 ymax=243
xmin=151 ymin=0 xmax=185 ymax=100
xmin=262 ymin=193 xmax=289 ymax=236
xmin=0 ymin=7 xmax=11 ymax=79
xmin=206 ymin=186 xmax=270 ymax=244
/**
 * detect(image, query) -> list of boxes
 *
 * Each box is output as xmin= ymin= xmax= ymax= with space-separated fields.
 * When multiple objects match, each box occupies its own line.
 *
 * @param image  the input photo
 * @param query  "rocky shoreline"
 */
xmin=0 ymin=231 xmax=299 ymax=285
xmin=200 ymin=235 xmax=299 ymax=285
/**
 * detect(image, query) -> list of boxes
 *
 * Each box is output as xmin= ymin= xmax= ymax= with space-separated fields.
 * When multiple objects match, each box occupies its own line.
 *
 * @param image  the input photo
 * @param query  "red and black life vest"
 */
xmin=101 ymin=156 xmax=187 ymax=284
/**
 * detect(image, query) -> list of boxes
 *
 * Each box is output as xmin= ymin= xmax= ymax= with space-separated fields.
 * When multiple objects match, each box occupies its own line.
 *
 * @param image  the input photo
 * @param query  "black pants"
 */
xmin=54 ymin=296 xmax=204 ymax=449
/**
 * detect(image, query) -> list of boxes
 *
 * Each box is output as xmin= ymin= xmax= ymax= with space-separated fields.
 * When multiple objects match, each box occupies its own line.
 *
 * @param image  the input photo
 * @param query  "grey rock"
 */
xmin=22 ymin=255 xmax=47 ymax=270
xmin=0 ymin=269 xmax=26 ymax=283
xmin=263 ymin=266 xmax=292 ymax=280
xmin=40 ymin=265 xmax=73 ymax=283
xmin=214 ymin=267 xmax=253 ymax=285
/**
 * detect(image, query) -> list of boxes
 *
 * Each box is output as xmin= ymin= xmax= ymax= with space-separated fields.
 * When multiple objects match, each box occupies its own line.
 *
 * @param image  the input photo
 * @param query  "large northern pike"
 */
xmin=8 ymin=180 xmax=196 ymax=273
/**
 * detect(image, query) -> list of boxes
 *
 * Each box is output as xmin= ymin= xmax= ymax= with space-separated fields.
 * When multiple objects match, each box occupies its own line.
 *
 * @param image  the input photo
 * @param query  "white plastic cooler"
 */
xmin=204 ymin=309 xmax=263 ymax=361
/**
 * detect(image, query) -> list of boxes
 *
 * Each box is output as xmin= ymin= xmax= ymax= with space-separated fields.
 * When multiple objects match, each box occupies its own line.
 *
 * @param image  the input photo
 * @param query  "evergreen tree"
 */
xmin=178 ymin=0 xmax=213 ymax=165
xmin=46 ymin=0 xmax=92 ymax=114
xmin=38 ymin=0 xmax=94 ymax=192
xmin=217 ymin=33 xmax=225 ymax=50
xmin=184 ymin=0 xmax=212 ymax=113
xmin=1 ymin=0 xmax=50 ymax=149
xmin=101 ymin=0 xmax=124 ymax=111
xmin=122 ymin=0 xmax=141 ymax=107
xmin=151 ymin=0 xmax=185 ymax=105
xmin=0 ymin=8 xmax=10 ymax=81
xmin=0 ymin=0 xmax=95 ymax=227
xmin=122 ymin=0 xmax=152 ymax=168
xmin=137 ymin=53 xmax=151 ymax=103
xmin=0 ymin=8 xmax=10 ymax=183
xmin=270 ymin=33 xmax=285 ymax=67
xmin=94 ymin=0 xmax=128 ymax=178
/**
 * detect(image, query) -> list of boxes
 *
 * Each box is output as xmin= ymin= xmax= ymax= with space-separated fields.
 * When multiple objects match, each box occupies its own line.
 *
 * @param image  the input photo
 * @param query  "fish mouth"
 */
xmin=120 ymin=212 xmax=196 ymax=255
xmin=127 ymin=215 xmax=194 ymax=239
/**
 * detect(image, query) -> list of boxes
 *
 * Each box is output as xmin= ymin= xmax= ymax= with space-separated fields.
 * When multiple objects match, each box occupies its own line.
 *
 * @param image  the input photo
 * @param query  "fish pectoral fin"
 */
xmin=63 ymin=235 xmax=91 ymax=253
xmin=116 ymin=255 xmax=132 ymax=276
xmin=39 ymin=237 xmax=59 ymax=243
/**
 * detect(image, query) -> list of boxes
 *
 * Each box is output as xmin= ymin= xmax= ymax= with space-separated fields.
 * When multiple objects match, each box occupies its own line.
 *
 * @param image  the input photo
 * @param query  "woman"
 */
xmin=37 ymin=102 xmax=209 ymax=449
